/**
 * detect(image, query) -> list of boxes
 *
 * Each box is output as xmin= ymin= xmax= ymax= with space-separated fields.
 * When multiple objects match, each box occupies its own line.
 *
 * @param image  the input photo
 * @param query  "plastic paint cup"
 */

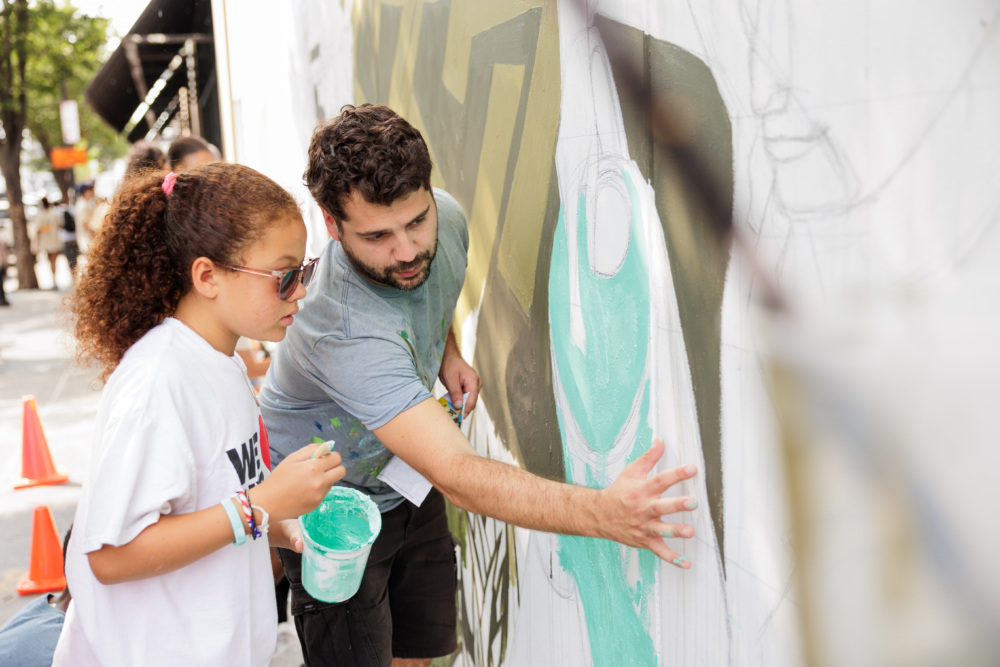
xmin=299 ymin=487 xmax=382 ymax=603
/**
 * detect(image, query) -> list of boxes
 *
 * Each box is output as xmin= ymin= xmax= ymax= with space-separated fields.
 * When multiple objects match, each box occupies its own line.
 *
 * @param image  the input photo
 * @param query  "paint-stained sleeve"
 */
xmin=300 ymin=332 xmax=431 ymax=432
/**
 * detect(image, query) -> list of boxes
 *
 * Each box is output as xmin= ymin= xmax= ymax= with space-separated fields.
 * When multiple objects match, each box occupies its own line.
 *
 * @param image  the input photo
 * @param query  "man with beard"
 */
xmin=259 ymin=104 xmax=700 ymax=667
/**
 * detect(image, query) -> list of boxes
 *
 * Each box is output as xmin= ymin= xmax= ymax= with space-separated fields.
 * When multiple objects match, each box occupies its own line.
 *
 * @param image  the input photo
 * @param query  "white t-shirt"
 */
xmin=53 ymin=318 xmax=277 ymax=667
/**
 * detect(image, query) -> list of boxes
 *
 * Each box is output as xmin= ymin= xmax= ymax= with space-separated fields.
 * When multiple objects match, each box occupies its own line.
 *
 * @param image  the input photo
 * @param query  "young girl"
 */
xmin=53 ymin=163 xmax=345 ymax=666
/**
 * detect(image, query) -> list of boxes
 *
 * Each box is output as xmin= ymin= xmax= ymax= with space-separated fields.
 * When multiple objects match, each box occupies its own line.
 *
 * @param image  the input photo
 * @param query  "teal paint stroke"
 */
xmin=549 ymin=172 xmax=650 ymax=454
xmin=558 ymin=533 xmax=659 ymax=666
xmin=550 ymin=169 xmax=660 ymax=666
xmin=556 ymin=382 xmax=659 ymax=666
xmin=397 ymin=328 xmax=417 ymax=360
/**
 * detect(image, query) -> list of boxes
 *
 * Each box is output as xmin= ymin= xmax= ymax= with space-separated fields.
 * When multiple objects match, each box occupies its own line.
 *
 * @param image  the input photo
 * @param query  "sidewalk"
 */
xmin=0 ymin=263 xmax=303 ymax=666
xmin=0 ymin=283 xmax=97 ymax=626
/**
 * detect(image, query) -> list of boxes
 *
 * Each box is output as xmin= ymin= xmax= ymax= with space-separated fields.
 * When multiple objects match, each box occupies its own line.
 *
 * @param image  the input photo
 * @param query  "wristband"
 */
xmin=221 ymin=498 xmax=246 ymax=546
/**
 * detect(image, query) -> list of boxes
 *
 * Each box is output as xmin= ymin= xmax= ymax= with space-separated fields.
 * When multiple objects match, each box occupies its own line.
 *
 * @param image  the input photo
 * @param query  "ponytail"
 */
xmin=68 ymin=170 xmax=183 ymax=382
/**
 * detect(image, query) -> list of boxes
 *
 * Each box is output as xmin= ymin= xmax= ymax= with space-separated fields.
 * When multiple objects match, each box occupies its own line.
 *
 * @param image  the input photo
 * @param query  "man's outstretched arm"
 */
xmin=374 ymin=397 xmax=698 ymax=566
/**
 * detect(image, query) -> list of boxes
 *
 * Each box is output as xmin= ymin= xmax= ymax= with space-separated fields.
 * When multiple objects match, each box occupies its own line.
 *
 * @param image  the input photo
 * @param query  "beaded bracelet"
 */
xmin=221 ymin=498 xmax=246 ymax=546
xmin=245 ymin=487 xmax=265 ymax=540
xmin=250 ymin=503 xmax=270 ymax=539
xmin=236 ymin=489 xmax=256 ymax=539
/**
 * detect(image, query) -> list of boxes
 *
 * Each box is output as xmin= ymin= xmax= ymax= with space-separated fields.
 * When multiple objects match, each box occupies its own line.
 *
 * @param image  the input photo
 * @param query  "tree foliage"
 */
xmin=25 ymin=1 xmax=125 ymax=181
xmin=1 ymin=0 xmax=122 ymax=289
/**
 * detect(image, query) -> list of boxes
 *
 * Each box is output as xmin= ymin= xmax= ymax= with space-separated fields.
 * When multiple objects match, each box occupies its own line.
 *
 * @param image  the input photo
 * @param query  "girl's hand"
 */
xmin=253 ymin=444 xmax=345 ymax=522
xmin=268 ymin=518 xmax=306 ymax=552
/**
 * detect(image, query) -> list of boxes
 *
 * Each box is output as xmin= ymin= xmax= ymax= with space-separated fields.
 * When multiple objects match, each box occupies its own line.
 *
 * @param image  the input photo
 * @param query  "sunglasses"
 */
xmin=216 ymin=257 xmax=320 ymax=300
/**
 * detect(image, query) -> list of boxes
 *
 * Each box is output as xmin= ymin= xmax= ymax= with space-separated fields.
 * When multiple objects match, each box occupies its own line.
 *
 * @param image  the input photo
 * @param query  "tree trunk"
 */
xmin=36 ymin=133 xmax=72 ymax=203
xmin=53 ymin=169 xmax=72 ymax=203
xmin=0 ymin=0 xmax=37 ymax=289
xmin=0 ymin=151 xmax=38 ymax=289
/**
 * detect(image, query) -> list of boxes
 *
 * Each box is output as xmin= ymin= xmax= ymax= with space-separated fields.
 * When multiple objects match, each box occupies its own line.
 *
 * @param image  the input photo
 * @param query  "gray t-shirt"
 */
xmin=259 ymin=189 xmax=468 ymax=510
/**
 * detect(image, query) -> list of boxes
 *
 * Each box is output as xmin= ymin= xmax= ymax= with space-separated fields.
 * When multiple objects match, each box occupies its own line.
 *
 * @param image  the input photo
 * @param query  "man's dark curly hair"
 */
xmin=304 ymin=104 xmax=433 ymax=225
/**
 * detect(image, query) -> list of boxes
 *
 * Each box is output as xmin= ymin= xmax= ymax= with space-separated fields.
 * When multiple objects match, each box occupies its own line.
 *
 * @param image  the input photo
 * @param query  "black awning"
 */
xmin=85 ymin=0 xmax=217 ymax=144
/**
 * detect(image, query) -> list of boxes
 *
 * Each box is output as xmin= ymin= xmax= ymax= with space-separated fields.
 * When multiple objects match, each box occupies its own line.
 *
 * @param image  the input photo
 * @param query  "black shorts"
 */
xmin=278 ymin=487 xmax=458 ymax=666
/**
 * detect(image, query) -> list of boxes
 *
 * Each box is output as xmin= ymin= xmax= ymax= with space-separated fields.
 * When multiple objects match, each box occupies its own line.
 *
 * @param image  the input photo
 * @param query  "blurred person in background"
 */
xmin=123 ymin=140 xmax=166 ymax=179
xmin=0 ymin=219 xmax=10 ymax=306
xmin=74 ymin=183 xmax=97 ymax=255
xmin=57 ymin=198 xmax=79 ymax=282
xmin=167 ymin=136 xmax=218 ymax=173
xmin=33 ymin=197 xmax=65 ymax=289
xmin=87 ymin=193 xmax=111 ymax=247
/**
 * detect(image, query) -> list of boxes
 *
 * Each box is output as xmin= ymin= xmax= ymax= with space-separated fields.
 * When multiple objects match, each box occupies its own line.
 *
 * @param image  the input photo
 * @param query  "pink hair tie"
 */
xmin=162 ymin=172 xmax=178 ymax=196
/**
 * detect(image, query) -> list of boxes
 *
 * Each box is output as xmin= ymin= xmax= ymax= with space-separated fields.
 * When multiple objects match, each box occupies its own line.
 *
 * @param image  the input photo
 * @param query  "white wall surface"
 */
xmin=215 ymin=2 xmax=1000 ymax=665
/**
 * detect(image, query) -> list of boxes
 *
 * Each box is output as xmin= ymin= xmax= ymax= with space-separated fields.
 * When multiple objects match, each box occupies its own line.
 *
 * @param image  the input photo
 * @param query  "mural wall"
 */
xmin=217 ymin=1 xmax=1000 ymax=665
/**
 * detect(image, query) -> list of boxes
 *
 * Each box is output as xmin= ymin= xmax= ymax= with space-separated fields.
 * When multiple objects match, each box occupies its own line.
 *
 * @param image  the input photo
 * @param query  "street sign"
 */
xmin=60 ymin=100 xmax=80 ymax=145
xmin=50 ymin=147 xmax=87 ymax=170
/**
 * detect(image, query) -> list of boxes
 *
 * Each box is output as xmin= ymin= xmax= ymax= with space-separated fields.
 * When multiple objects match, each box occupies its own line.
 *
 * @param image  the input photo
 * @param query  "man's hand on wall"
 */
xmin=598 ymin=439 xmax=699 ymax=567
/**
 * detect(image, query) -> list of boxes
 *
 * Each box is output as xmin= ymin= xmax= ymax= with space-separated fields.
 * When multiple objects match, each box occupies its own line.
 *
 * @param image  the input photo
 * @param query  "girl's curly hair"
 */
xmin=68 ymin=162 xmax=301 ymax=383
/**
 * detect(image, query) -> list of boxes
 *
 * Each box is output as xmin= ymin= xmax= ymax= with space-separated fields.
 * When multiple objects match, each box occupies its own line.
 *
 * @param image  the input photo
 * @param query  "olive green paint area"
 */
xmin=354 ymin=0 xmax=564 ymax=482
xmin=352 ymin=3 xmax=563 ymax=663
xmin=353 ymin=2 xmax=402 ymax=105
xmin=597 ymin=15 xmax=734 ymax=572
xmin=349 ymin=3 xmax=736 ymax=663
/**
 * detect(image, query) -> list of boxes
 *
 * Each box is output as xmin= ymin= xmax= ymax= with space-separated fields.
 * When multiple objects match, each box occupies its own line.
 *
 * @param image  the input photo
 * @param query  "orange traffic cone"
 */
xmin=16 ymin=505 xmax=66 ymax=595
xmin=14 ymin=395 xmax=68 ymax=490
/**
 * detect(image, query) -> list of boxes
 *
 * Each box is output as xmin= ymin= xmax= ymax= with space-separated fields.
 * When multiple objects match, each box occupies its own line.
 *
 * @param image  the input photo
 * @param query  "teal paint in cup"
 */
xmin=299 ymin=487 xmax=382 ymax=603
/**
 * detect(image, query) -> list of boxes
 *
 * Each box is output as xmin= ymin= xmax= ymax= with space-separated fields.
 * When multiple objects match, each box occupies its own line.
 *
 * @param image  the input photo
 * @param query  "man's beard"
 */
xmin=341 ymin=236 xmax=438 ymax=291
